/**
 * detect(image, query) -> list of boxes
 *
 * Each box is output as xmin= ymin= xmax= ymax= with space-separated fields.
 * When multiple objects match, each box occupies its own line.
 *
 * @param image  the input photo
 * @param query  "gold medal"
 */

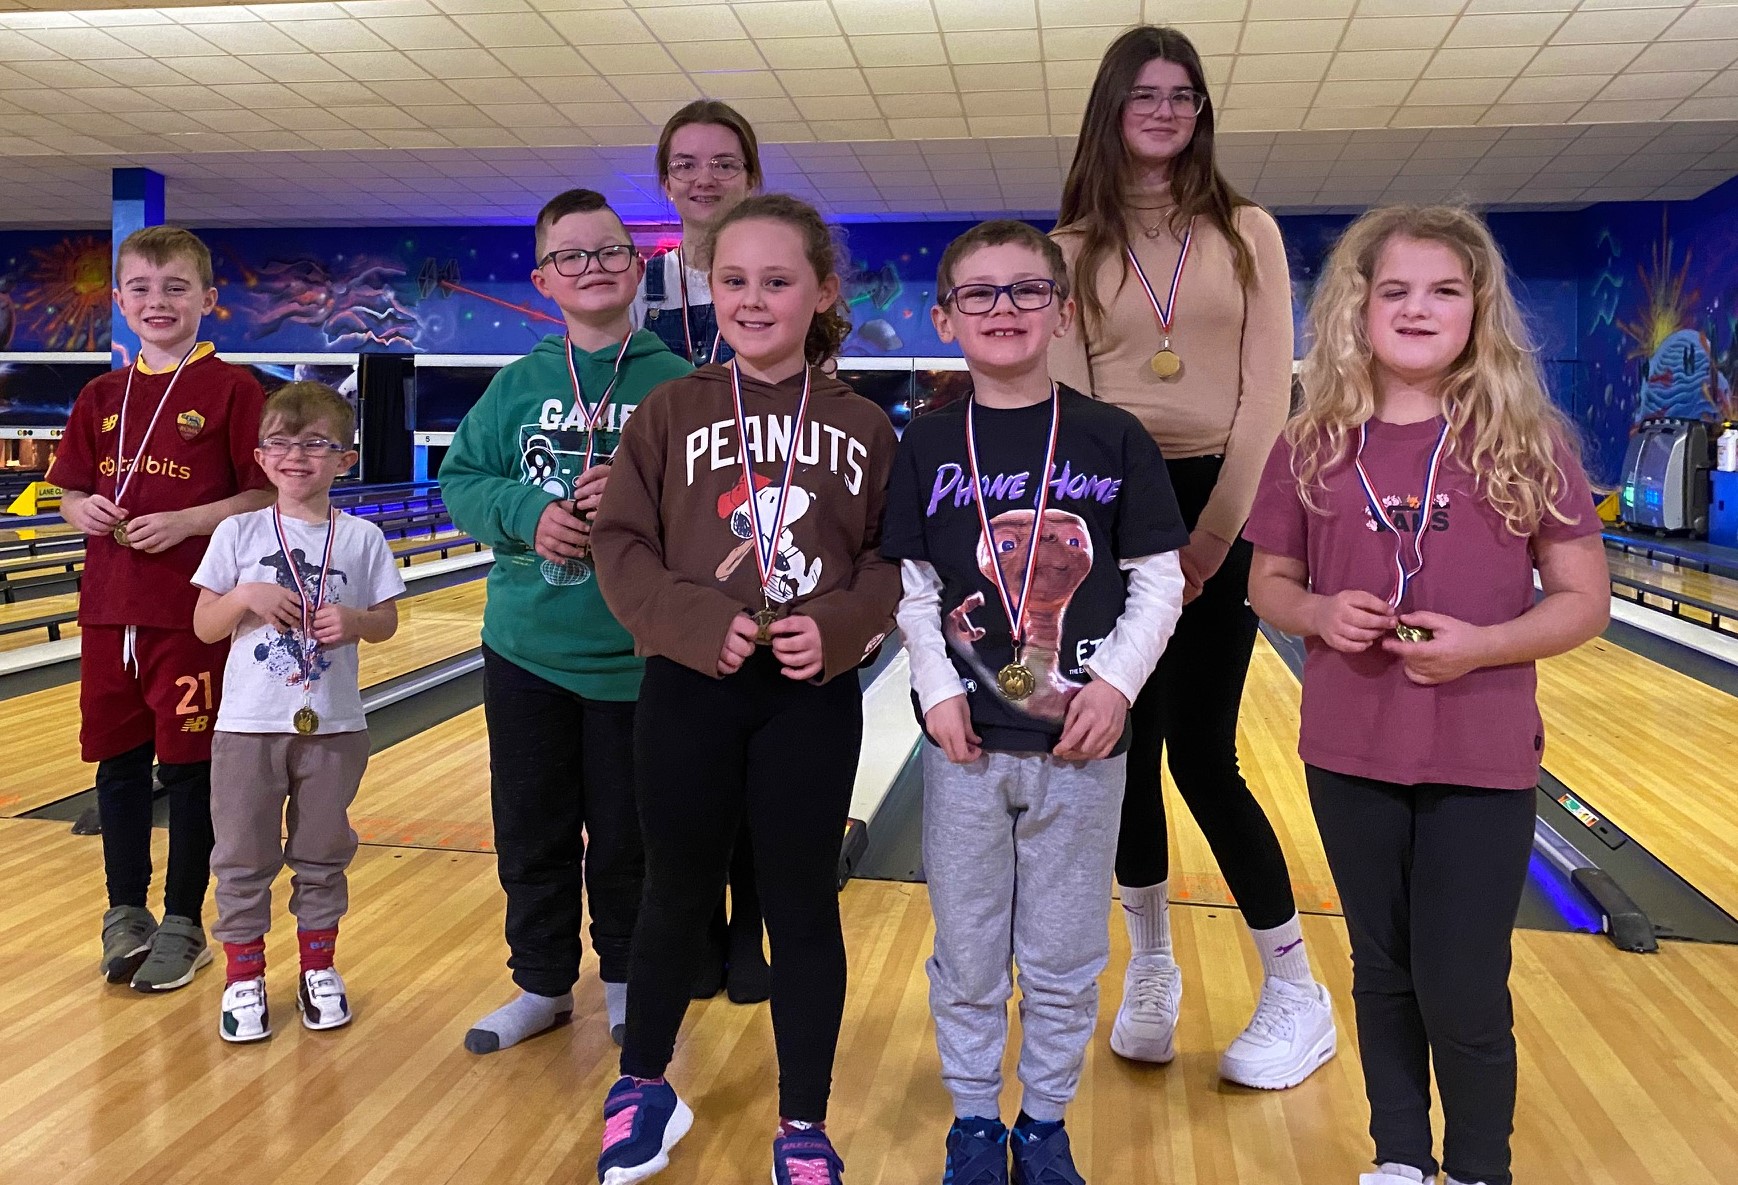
xmin=1394 ymin=624 xmax=1434 ymax=644
xmin=112 ymin=522 xmax=130 ymax=547
xmin=1150 ymin=349 xmax=1181 ymax=379
xmin=997 ymin=662 xmax=1037 ymax=702
xmin=293 ymin=706 xmax=319 ymax=734
xmin=753 ymin=606 xmax=778 ymax=645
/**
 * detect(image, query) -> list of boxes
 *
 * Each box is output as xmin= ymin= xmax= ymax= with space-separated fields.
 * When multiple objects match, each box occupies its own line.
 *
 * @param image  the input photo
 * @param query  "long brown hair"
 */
xmin=711 ymin=194 xmax=852 ymax=367
xmin=1057 ymin=25 xmax=1254 ymax=337
xmin=1290 ymin=204 xmax=1580 ymax=537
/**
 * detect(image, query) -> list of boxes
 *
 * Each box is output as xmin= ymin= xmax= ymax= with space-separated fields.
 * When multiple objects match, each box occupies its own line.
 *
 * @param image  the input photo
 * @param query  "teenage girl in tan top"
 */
xmin=1049 ymin=25 xmax=1337 ymax=1092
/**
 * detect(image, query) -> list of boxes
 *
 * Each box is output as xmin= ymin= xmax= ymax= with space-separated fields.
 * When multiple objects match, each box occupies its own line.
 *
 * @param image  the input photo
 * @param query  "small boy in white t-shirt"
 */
xmin=192 ymin=381 xmax=405 ymax=1043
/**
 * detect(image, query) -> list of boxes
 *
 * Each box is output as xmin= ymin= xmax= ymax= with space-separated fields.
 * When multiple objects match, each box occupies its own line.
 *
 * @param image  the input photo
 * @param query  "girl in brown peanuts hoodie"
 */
xmin=588 ymin=194 xmax=897 ymax=1185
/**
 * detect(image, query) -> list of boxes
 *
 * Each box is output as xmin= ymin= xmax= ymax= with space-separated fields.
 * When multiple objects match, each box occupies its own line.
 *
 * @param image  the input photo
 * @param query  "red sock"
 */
xmin=298 ymin=927 xmax=338 ymax=972
xmin=224 ymin=939 xmax=265 ymax=984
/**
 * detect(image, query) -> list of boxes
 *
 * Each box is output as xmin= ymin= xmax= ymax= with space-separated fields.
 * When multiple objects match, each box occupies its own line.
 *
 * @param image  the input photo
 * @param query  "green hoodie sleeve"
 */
xmin=441 ymin=370 xmax=553 ymax=550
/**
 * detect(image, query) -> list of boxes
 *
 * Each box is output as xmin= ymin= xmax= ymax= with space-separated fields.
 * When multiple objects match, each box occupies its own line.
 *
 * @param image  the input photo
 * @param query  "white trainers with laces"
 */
xmin=1357 ymin=1164 xmax=1425 ymax=1185
xmin=1219 ymin=976 xmax=1336 ymax=1088
xmin=220 ymin=976 xmax=271 ymax=1043
xmin=1109 ymin=953 xmax=1183 ymax=1063
xmin=298 ymin=967 xmax=352 ymax=1031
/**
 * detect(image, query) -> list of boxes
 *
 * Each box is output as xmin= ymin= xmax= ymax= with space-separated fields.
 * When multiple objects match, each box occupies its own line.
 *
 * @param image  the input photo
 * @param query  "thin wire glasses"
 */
xmin=260 ymin=437 xmax=348 ymax=457
xmin=666 ymin=155 xmax=747 ymax=182
xmin=941 ymin=279 xmax=1060 ymax=315
xmin=1126 ymin=87 xmax=1207 ymax=118
xmin=539 ymin=245 xmax=637 ymax=276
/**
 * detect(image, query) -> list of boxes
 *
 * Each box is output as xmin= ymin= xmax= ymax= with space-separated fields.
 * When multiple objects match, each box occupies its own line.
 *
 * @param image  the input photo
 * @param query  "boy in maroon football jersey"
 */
xmin=50 ymin=225 xmax=275 ymax=994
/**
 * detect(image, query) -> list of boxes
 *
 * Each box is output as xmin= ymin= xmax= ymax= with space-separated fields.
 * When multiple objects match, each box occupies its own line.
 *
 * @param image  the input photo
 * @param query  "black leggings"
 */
xmin=1114 ymin=455 xmax=1296 ymax=930
xmin=1309 ymin=766 xmax=1536 ymax=1185
xmin=621 ymin=652 xmax=861 ymax=1121
xmin=482 ymin=645 xmax=642 ymax=993
xmin=97 ymin=740 xmax=213 ymax=923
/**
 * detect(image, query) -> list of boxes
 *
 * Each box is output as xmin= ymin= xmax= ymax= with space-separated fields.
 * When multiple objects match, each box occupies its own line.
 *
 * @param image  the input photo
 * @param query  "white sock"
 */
xmin=604 ymin=980 xmax=628 ymax=1030
xmin=1119 ymin=881 xmax=1171 ymax=959
xmin=1250 ymin=914 xmax=1313 ymax=984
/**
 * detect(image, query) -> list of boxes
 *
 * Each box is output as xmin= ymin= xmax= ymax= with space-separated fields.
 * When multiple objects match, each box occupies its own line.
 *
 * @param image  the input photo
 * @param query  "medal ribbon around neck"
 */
xmin=729 ymin=360 xmax=811 ymax=605
xmin=964 ymin=383 xmax=1062 ymax=656
xmin=565 ymin=331 xmax=634 ymax=470
xmin=273 ymin=505 xmax=339 ymax=696
xmin=675 ymin=246 xmax=723 ymax=365
xmin=112 ymin=339 xmax=202 ymax=508
xmin=1125 ymin=219 xmax=1194 ymax=347
xmin=1352 ymin=419 xmax=1451 ymax=610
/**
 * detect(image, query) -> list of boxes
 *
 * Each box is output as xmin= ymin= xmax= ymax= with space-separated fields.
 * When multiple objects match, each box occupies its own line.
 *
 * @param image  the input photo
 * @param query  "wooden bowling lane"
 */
xmin=0 ymin=578 xmax=486 ymax=819
xmin=1536 ymin=635 xmax=1738 ymax=915
xmin=349 ymin=706 xmax=493 ymax=853
xmin=1606 ymin=550 xmax=1738 ymax=632
xmin=1 ymin=812 xmax=1734 ymax=1185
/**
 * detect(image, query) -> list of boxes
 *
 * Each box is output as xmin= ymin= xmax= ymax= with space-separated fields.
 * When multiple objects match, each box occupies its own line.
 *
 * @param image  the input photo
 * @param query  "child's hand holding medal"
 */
xmin=1381 ymin=612 xmax=1483 ymax=685
xmin=1312 ymin=589 xmax=1397 ymax=653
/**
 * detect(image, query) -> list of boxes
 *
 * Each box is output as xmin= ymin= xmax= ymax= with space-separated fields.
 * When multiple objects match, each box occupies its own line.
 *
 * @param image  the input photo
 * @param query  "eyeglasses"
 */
xmin=539 ymin=245 xmax=637 ymax=276
xmin=1127 ymin=87 xmax=1207 ymax=118
xmin=941 ymin=279 xmax=1059 ymax=315
xmin=260 ymin=437 xmax=348 ymax=457
xmin=666 ymin=155 xmax=747 ymax=183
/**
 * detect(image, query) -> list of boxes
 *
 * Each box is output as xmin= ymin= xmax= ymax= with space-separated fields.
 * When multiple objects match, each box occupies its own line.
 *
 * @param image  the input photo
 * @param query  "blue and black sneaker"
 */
xmin=1010 ymin=1117 xmax=1085 ymax=1185
xmin=943 ymin=1116 xmax=1009 ymax=1185
xmin=597 ymin=1075 xmax=693 ymax=1185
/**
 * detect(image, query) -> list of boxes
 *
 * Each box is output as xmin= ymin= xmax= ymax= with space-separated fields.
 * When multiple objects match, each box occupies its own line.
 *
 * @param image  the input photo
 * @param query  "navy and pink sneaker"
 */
xmin=597 ymin=1075 xmax=692 ymax=1185
xmin=772 ymin=1126 xmax=845 ymax=1185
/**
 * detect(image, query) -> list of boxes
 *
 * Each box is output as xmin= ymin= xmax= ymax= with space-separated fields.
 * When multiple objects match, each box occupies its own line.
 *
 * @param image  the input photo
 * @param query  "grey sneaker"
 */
xmin=129 ymin=914 xmax=213 ymax=993
xmin=100 ymin=905 xmax=157 ymax=983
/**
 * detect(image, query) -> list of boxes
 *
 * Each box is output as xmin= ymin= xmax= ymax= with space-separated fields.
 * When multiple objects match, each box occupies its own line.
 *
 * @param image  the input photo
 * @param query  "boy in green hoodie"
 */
xmin=442 ymin=188 xmax=692 ymax=1052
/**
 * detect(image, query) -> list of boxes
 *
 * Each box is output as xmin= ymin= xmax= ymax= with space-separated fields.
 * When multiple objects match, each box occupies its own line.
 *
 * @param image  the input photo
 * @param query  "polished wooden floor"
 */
xmin=1 ymin=817 xmax=1735 ymax=1185
xmin=1606 ymin=550 xmax=1738 ymax=632
xmin=0 ymin=577 xmax=485 ymax=819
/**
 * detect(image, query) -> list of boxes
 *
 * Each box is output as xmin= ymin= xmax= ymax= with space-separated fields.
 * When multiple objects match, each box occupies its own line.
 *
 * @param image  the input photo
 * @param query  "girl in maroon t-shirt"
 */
xmin=1243 ymin=206 xmax=1609 ymax=1185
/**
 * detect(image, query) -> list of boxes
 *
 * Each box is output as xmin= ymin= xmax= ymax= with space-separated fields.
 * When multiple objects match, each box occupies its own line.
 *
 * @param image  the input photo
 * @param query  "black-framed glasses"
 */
xmin=260 ymin=437 xmax=348 ymax=457
xmin=1127 ymin=87 xmax=1207 ymax=118
xmin=941 ymin=279 xmax=1059 ymax=315
xmin=539 ymin=245 xmax=637 ymax=276
xmin=666 ymin=155 xmax=747 ymax=182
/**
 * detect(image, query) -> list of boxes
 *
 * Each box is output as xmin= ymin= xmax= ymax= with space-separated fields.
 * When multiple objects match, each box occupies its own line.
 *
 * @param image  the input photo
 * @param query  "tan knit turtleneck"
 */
xmin=1049 ymin=192 xmax=1294 ymax=545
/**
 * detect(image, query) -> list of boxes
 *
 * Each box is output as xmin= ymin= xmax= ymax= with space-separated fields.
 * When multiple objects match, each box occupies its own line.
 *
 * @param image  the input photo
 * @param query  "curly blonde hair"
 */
xmin=1289 ymin=204 xmax=1581 ymax=538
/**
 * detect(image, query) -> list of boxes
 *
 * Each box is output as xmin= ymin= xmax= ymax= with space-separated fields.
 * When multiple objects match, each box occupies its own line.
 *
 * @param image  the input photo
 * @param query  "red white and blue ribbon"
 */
xmin=566 ymin=331 xmax=634 ymax=469
xmin=1352 ymin=419 xmax=1451 ymax=610
xmin=112 ymin=339 xmax=202 ymax=507
xmin=273 ymin=505 xmax=338 ymax=689
xmin=964 ymin=383 xmax=1061 ymax=653
xmin=730 ymin=360 xmax=811 ymax=601
xmin=675 ymin=246 xmax=723 ymax=365
xmin=1125 ymin=218 xmax=1194 ymax=341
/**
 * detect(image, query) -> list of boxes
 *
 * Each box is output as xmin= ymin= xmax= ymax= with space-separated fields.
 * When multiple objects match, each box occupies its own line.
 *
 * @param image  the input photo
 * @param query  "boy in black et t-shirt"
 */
xmin=881 ymin=221 xmax=1188 ymax=1184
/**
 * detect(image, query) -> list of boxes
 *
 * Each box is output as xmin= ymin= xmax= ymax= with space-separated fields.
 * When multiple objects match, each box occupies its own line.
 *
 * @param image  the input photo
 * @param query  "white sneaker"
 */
xmin=298 ymin=967 xmax=352 ymax=1031
xmin=220 ymin=977 xmax=271 ymax=1043
xmin=1358 ymin=1166 xmax=1425 ymax=1185
xmin=1110 ymin=954 xmax=1183 ymax=1063
xmin=1219 ymin=976 xmax=1336 ymax=1089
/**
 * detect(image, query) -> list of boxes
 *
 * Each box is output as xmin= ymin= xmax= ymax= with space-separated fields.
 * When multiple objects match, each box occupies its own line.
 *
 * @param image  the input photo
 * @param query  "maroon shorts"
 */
xmin=79 ymin=625 xmax=231 ymax=765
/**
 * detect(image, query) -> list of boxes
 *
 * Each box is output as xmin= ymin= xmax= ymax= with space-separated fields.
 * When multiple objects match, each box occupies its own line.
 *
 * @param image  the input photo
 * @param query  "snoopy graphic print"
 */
xmin=193 ymin=507 xmax=406 ymax=735
xmin=881 ymin=386 xmax=1189 ymax=755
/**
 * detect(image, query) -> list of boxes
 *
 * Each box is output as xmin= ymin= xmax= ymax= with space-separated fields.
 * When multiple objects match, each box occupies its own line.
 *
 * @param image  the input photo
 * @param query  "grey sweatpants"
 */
xmin=921 ymin=742 xmax=1126 ymax=1122
xmin=210 ymin=729 xmax=371 ymax=943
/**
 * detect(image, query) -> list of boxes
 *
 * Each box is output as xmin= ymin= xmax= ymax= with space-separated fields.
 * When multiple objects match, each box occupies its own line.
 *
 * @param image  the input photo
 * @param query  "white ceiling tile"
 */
xmin=933 ymin=0 xmax=1037 ymax=32
xmin=323 ymin=50 xmax=432 ymax=79
xmin=450 ymin=11 xmax=564 ymax=44
xmin=4 ymin=56 xmax=109 ymax=86
xmin=1341 ymin=16 xmax=1454 ymax=51
xmin=159 ymin=55 xmax=275 ymax=84
xmin=1388 ymin=103 xmax=1490 ymax=127
xmin=1663 ymin=5 xmax=1738 ymax=42
xmin=690 ymin=68 xmax=786 ymax=98
xmin=1572 ymin=98 xmax=1680 ymax=122
xmin=12 ymin=26 xmax=130 ymax=57
xmin=367 ymin=15 xmax=477 ymax=49
xmin=368 ymin=78 xmax=467 ymax=104
xmin=781 ymin=67 xmax=869 ymax=95
xmin=1248 ymin=0 xmax=1355 ymax=15
xmin=1447 ymin=13 xmax=1567 ymax=48
xmin=1233 ymin=52 xmax=1331 ymax=83
xmin=864 ymin=64 xmax=956 ymax=93
xmin=231 ymin=52 xmax=350 ymax=81
xmin=946 ymin=29 xmax=1041 ymax=63
xmin=1315 ymin=78 xmax=1410 ymax=105
xmin=1180 ymin=22 xmax=1242 ymax=56
xmin=1425 ymin=46 xmax=1536 ymax=78
xmin=282 ymin=18 xmax=392 ymax=52
xmin=1601 ymin=70 xmax=1715 ymax=101
xmin=1328 ymin=49 xmax=1432 ymax=79
xmin=1241 ymin=19 xmax=1346 ymax=54
xmin=70 ymin=57 xmax=192 ymax=86
xmin=189 ymin=21 xmax=307 ymax=54
xmin=1409 ymin=76 xmax=1509 ymax=105
xmin=1038 ymin=24 xmax=1120 ymax=61
xmin=1043 ymin=57 xmax=1103 ymax=87
xmin=1523 ymin=43 xmax=1640 ymax=75
xmin=554 ymin=98 xmax=647 ymax=123
xmin=852 ymin=32 xmax=947 ymax=66
xmin=633 ymin=3 xmax=744 ymax=41
xmin=213 ymin=82 xmax=314 ymax=107
xmin=1674 ymin=95 xmax=1738 ymax=118
xmin=807 ymin=118 xmax=892 ymax=138
xmin=1038 ymin=0 xmax=1139 ymax=26
xmin=833 ymin=0 xmax=937 ymax=36
xmin=757 ymin=34 xmax=854 ymax=67
xmin=1553 ymin=8 xmax=1682 ymax=45
xmin=734 ymin=1 xmax=839 ymax=38
xmin=667 ymin=39 xmax=764 ymax=69
xmin=1503 ymin=73 xmax=1607 ymax=104
xmin=487 ymin=44 xmax=593 ymax=73
xmin=576 ymin=41 xmax=675 ymax=70
xmin=877 ymin=90 xmax=962 ymax=118
xmin=1224 ymin=80 xmax=1320 ymax=107
xmin=794 ymin=94 xmax=870 ymax=120
xmin=1355 ymin=0 xmax=1463 ymax=14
